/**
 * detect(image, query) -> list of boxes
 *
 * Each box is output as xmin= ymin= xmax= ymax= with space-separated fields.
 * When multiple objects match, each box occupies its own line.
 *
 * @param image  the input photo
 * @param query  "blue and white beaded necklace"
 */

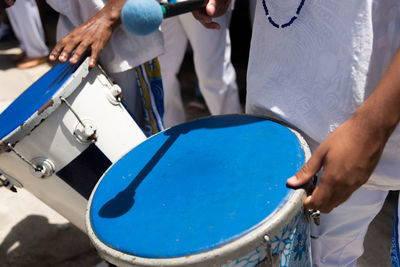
xmin=262 ymin=0 xmax=306 ymax=28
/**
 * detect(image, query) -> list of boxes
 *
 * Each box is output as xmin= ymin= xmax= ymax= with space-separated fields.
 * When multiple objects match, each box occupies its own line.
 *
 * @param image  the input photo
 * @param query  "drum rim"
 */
xmin=0 ymin=58 xmax=91 ymax=152
xmin=85 ymin=114 xmax=311 ymax=267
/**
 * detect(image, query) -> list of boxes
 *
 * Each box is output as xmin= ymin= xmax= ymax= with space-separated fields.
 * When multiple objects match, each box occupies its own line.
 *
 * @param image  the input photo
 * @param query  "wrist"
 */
xmin=352 ymin=96 xmax=400 ymax=143
xmin=353 ymin=47 xmax=400 ymax=141
xmin=98 ymin=0 xmax=126 ymax=29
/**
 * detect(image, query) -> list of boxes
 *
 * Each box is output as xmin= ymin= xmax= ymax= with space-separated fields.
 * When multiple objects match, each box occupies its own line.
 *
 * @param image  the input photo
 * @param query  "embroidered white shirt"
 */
xmin=247 ymin=0 xmax=400 ymax=189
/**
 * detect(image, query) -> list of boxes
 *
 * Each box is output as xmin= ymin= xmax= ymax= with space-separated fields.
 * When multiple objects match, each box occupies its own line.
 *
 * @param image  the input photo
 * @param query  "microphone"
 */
xmin=121 ymin=0 xmax=208 ymax=36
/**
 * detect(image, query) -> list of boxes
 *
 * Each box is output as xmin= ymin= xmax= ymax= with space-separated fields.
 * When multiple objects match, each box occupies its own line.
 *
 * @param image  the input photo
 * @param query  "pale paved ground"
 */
xmin=0 ymin=35 xmax=397 ymax=266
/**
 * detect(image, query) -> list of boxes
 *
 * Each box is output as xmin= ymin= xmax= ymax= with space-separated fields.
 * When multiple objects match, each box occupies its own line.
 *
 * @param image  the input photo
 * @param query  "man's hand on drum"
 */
xmin=192 ymin=0 xmax=231 ymax=29
xmin=287 ymin=47 xmax=400 ymax=213
xmin=49 ymin=0 xmax=125 ymax=67
xmin=287 ymin=116 xmax=386 ymax=213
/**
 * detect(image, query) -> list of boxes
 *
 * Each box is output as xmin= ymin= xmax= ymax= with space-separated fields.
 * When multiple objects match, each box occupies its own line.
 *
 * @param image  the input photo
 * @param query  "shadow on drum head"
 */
xmin=98 ymin=115 xmax=261 ymax=218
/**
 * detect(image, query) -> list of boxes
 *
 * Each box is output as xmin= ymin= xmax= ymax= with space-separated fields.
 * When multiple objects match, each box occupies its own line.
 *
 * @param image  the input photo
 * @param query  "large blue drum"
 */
xmin=86 ymin=115 xmax=312 ymax=266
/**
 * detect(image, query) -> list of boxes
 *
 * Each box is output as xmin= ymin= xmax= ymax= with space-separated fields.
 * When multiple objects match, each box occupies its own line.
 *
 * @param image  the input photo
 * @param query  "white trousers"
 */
xmin=311 ymin=187 xmax=388 ymax=266
xmin=158 ymin=12 xmax=242 ymax=128
xmin=6 ymin=0 xmax=49 ymax=58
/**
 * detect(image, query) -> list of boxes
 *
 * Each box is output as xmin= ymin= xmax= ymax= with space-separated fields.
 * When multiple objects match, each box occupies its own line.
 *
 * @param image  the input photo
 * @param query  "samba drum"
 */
xmin=0 ymin=58 xmax=146 ymax=232
xmin=86 ymin=115 xmax=312 ymax=266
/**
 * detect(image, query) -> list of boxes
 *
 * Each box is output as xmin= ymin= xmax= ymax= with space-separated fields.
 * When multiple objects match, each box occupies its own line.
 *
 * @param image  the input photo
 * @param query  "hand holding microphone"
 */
xmin=121 ymin=0 xmax=230 ymax=35
xmin=121 ymin=0 xmax=207 ymax=35
xmin=0 ymin=0 xmax=15 ymax=9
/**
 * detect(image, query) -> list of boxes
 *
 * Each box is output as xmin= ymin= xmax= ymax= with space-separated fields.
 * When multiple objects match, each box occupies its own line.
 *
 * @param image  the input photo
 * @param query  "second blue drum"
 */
xmin=86 ymin=114 xmax=312 ymax=267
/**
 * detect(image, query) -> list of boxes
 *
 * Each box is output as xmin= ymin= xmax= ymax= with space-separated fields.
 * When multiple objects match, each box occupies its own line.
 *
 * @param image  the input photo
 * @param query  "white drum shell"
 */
xmin=87 ymin=190 xmax=306 ymax=267
xmin=0 ymin=61 xmax=146 ymax=232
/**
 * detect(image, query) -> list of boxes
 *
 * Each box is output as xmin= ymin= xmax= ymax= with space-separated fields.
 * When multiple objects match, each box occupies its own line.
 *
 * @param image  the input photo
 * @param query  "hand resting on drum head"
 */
xmin=49 ymin=0 xmax=125 ymax=67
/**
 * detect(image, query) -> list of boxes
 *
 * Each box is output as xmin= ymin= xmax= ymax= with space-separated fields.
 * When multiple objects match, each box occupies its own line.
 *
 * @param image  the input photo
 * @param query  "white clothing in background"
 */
xmin=0 ymin=21 xmax=12 ymax=40
xmin=6 ymin=0 xmax=49 ymax=58
xmin=247 ymin=0 xmax=400 ymax=265
xmin=158 ymin=12 xmax=241 ymax=128
xmin=46 ymin=0 xmax=165 ymax=125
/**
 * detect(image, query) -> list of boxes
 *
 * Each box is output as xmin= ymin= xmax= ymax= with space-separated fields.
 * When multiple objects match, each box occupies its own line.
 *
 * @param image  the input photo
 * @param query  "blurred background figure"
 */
xmin=0 ymin=20 xmax=12 ymax=41
xmin=185 ymin=83 xmax=208 ymax=116
xmin=248 ymin=0 xmax=256 ymax=27
xmin=0 ymin=1 xmax=14 ymax=41
xmin=158 ymin=2 xmax=242 ymax=128
xmin=5 ymin=0 xmax=49 ymax=68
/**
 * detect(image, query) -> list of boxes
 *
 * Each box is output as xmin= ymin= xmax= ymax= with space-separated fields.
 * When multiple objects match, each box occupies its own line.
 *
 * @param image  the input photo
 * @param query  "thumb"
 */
xmin=206 ymin=0 xmax=216 ymax=16
xmin=287 ymin=149 xmax=324 ymax=189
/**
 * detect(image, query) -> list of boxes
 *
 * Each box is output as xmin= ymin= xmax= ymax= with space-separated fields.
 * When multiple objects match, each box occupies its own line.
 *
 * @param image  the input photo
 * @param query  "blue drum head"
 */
xmin=0 ymin=59 xmax=82 ymax=140
xmin=89 ymin=115 xmax=306 ymax=258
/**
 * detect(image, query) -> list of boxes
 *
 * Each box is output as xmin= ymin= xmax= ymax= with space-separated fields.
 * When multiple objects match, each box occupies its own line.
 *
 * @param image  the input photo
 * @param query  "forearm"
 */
xmin=352 ymin=46 xmax=400 ymax=143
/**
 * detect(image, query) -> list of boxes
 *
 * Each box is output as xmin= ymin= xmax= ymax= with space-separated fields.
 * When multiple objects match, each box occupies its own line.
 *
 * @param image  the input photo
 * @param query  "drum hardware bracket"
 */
xmin=256 ymin=235 xmax=279 ymax=267
xmin=304 ymin=208 xmax=321 ymax=225
xmin=2 ymin=141 xmax=42 ymax=172
xmin=31 ymin=157 xmax=56 ymax=178
xmin=306 ymin=175 xmax=320 ymax=225
xmin=310 ymin=209 xmax=321 ymax=225
xmin=60 ymin=97 xmax=97 ymax=143
xmin=1 ymin=141 xmax=56 ymax=178
xmin=0 ymin=170 xmax=23 ymax=192
xmin=106 ymin=84 xmax=123 ymax=105
xmin=74 ymin=119 xmax=97 ymax=144
xmin=96 ymin=64 xmax=123 ymax=104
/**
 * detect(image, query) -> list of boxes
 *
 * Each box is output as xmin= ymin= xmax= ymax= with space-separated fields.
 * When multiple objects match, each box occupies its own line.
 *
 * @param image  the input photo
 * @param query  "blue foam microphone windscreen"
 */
xmin=121 ymin=0 xmax=164 ymax=36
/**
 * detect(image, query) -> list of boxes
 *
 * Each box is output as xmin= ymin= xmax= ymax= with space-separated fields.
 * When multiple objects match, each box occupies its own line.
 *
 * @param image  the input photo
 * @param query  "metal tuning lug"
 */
xmin=0 ymin=170 xmax=23 ymax=192
xmin=106 ymin=84 xmax=123 ymax=105
xmin=309 ymin=209 xmax=321 ymax=225
xmin=304 ymin=208 xmax=321 ymax=225
xmin=74 ymin=119 xmax=97 ymax=143
xmin=61 ymin=97 xmax=98 ymax=143
xmin=256 ymin=235 xmax=279 ymax=266
xmin=31 ymin=157 xmax=56 ymax=178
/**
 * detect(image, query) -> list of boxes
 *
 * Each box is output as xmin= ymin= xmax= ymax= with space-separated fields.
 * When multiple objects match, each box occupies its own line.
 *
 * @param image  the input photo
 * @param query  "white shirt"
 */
xmin=46 ymin=0 xmax=164 ymax=73
xmin=247 ymin=0 xmax=400 ymax=190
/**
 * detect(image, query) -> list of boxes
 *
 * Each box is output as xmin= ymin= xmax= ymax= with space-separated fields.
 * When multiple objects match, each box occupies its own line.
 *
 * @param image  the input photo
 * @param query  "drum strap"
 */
xmin=135 ymin=57 xmax=165 ymax=137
